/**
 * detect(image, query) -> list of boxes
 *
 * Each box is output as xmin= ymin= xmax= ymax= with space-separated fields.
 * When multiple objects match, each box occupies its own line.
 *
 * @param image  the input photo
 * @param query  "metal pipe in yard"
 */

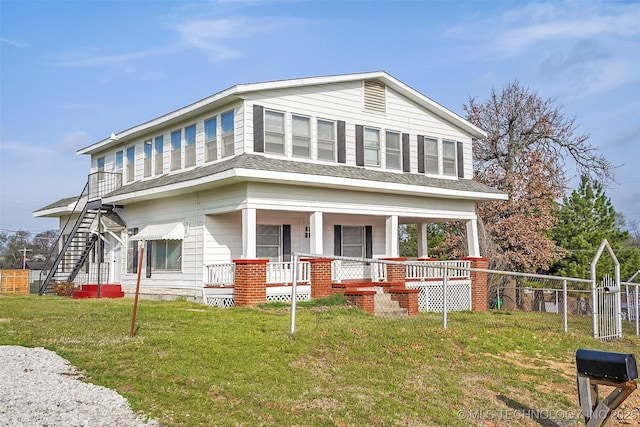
xmin=563 ymin=280 xmax=568 ymax=333
xmin=129 ymin=241 xmax=145 ymax=338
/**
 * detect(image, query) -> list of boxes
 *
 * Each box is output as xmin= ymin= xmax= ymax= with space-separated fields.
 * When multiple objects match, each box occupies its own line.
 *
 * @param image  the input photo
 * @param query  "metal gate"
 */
xmin=591 ymin=240 xmax=622 ymax=340
xmin=594 ymin=275 xmax=622 ymax=340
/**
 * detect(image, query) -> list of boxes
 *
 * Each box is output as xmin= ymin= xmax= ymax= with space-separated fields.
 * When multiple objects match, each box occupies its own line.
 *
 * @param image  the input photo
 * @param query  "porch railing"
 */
xmin=206 ymin=263 xmax=236 ymax=285
xmin=405 ymin=260 xmax=471 ymax=280
xmin=204 ymin=261 xmax=311 ymax=285
xmin=266 ymin=261 xmax=310 ymax=284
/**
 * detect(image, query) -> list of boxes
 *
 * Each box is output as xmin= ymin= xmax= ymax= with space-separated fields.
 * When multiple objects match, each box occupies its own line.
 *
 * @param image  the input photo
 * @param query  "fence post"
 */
xmin=563 ymin=280 xmax=568 ymax=333
xmin=443 ymin=266 xmax=448 ymax=330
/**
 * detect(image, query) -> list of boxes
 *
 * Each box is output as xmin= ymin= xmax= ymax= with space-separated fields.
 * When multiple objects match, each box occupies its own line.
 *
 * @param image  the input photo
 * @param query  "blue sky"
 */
xmin=1 ymin=0 xmax=639 ymax=234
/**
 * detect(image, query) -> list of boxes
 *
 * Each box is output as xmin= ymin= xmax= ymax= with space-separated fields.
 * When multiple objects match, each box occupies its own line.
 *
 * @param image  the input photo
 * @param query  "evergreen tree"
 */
xmin=549 ymin=176 xmax=640 ymax=280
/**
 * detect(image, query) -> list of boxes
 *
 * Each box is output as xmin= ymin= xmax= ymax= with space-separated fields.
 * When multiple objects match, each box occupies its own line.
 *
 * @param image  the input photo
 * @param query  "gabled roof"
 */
xmin=101 ymin=153 xmax=507 ymax=205
xmin=77 ymin=71 xmax=487 ymax=156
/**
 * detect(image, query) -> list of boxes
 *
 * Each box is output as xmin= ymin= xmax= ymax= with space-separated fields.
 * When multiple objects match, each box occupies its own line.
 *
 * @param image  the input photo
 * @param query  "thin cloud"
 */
xmin=0 ymin=37 xmax=28 ymax=48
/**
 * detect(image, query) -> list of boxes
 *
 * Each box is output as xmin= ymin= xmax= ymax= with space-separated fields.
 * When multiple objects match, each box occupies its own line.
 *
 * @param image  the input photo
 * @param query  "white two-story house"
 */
xmin=34 ymin=71 xmax=506 ymax=302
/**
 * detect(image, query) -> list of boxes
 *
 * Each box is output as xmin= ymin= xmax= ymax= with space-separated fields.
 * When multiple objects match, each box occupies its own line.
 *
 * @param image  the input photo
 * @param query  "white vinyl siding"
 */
xmin=317 ymin=119 xmax=335 ymax=161
xmin=265 ymin=110 xmax=285 ymax=154
xmin=385 ymin=131 xmax=401 ymax=170
xmin=292 ymin=115 xmax=310 ymax=158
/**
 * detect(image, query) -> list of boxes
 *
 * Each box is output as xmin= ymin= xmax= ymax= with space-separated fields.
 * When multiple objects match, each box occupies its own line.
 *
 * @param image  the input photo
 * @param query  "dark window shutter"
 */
xmin=334 ymin=225 xmax=342 ymax=256
xmin=253 ymin=104 xmax=264 ymax=153
xmin=456 ymin=141 xmax=464 ymax=178
xmin=402 ymin=133 xmax=410 ymax=172
xmin=365 ymin=226 xmax=373 ymax=259
xmin=282 ymin=224 xmax=291 ymax=262
xmin=146 ymin=241 xmax=152 ymax=278
xmin=355 ymin=125 xmax=364 ymax=166
xmin=337 ymin=120 xmax=346 ymax=163
xmin=417 ymin=135 xmax=425 ymax=173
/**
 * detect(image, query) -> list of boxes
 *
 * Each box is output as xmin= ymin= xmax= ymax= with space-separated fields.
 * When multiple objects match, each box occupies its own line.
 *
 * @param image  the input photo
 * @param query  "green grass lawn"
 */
xmin=0 ymin=294 xmax=638 ymax=426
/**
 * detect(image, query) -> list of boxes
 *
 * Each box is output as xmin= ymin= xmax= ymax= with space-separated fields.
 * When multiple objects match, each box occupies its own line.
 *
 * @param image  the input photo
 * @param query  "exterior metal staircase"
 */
xmin=39 ymin=172 xmax=123 ymax=295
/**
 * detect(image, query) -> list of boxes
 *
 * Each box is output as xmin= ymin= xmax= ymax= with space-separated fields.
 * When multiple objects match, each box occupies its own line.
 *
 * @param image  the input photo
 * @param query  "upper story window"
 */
xmin=292 ymin=115 xmax=310 ymax=158
xmin=442 ymin=140 xmax=457 ymax=176
xmin=204 ymin=117 xmax=217 ymax=162
xmin=364 ymin=127 xmax=380 ymax=167
xmin=184 ymin=124 xmax=196 ymax=167
xmin=171 ymin=130 xmax=181 ymax=171
xmin=115 ymin=150 xmax=123 ymax=172
xmin=221 ymin=110 xmax=234 ymax=157
xmin=265 ymin=110 xmax=285 ymax=154
xmin=385 ymin=131 xmax=401 ymax=170
xmin=424 ymin=137 xmax=438 ymax=174
xmin=126 ymin=146 xmax=135 ymax=183
xmin=144 ymin=140 xmax=152 ymax=177
xmin=154 ymin=136 xmax=164 ymax=175
xmin=317 ymin=119 xmax=335 ymax=161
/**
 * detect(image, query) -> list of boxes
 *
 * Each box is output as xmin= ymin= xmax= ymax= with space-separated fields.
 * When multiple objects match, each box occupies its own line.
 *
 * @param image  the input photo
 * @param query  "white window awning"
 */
xmin=131 ymin=222 xmax=185 ymax=241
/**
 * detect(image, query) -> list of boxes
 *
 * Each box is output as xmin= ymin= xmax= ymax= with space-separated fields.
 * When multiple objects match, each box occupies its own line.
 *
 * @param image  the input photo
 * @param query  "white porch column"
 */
xmin=385 ymin=215 xmax=399 ymax=257
xmin=466 ymin=218 xmax=480 ymax=258
xmin=417 ymin=222 xmax=429 ymax=258
xmin=242 ymin=208 xmax=257 ymax=259
xmin=310 ymin=211 xmax=323 ymax=255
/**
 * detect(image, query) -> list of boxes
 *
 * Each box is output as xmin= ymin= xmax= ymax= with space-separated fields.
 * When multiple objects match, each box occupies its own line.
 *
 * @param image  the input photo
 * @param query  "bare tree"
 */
xmin=460 ymin=82 xmax=613 ymax=272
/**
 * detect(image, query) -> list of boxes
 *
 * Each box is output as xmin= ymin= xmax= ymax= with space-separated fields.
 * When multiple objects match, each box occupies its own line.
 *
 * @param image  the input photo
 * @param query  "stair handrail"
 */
xmin=39 ymin=182 xmax=90 ymax=294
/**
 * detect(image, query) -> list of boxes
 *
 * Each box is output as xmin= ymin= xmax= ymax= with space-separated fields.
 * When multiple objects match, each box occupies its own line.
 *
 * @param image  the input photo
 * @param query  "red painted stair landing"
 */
xmin=71 ymin=284 xmax=125 ymax=299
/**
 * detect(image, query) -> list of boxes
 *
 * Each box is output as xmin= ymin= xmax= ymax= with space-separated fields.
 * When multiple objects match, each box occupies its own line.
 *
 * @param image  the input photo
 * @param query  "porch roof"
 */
xmin=102 ymin=153 xmax=507 ymax=204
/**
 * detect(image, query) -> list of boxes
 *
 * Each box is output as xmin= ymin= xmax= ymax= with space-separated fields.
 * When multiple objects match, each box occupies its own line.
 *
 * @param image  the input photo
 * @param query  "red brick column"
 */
xmin=380 ymin=257 xmax=407 ymax=286
xmin=305 ymin=258 xmax=333 ymax=299
xmin=463 ymin=257 xmax=489 ymax=312
xmin=233 ymin=259 xmax=268 ymax=306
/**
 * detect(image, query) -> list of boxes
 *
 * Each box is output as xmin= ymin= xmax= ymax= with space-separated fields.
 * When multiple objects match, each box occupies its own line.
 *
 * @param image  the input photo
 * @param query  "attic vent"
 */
xmin=363 ymin=80 xmax=386 ymax=113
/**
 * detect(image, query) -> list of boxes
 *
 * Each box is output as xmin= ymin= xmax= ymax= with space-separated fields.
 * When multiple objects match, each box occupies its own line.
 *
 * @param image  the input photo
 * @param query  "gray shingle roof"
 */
xmin=105 ymin=153 xmax=505 ymax=199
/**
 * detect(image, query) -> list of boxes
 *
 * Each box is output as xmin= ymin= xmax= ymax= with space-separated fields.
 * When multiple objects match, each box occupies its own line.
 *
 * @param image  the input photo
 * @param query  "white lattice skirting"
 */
xmin=406 ymin=280 xmax=472 ymax=312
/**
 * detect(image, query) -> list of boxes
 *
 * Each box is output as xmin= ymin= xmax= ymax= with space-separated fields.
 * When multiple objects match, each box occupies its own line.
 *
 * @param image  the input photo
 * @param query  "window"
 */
xmin=115 ymin=150 xmax=123 ymax=171
xmin=221 ymin=110 xmax=234 ymax=157
xmin=184 ymin=124 xmax=196 ymax=167
xmin=385 ymin=131 xmax=401 ymax=170
xmin=292 ymin=115 xmax=310 ymax=157
xmin=364 ymin=127 xmax=380 ymax=166
xmin=171 ymin=130 xmax=181 ymax=170
xmin=154 ymin=136 xmax=163 ymax=175
xmin=317 ymin=119 xmax=335 ymax=161
xmin=126 ymin=146 xmax=135 ymax=182
xmin=342 ymin=226 xmax=364 ymax=257
xmin=425 ymin=138 xmax=438 ymax=174
xmin=143 ymin=140 xmax=152 ymax=177
xmin=256 ymin=225 xmax=281 ymax=261
xmin=264 ymin=110 xmax=285 ymax=154
xmin=126 ymin=228 xmax=139 ymax=274
xmin=151 ymin=240 xmax=182 ymax=271
xmin=204 ymin=117 xmax=217 ymax=162
xmin=442 ymin=140 xmax=457 ymax=176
